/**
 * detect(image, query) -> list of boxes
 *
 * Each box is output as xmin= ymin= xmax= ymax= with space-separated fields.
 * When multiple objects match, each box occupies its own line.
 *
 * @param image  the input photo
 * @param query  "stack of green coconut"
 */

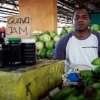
xmin=31 ymin=28 xmax=68 ymax=59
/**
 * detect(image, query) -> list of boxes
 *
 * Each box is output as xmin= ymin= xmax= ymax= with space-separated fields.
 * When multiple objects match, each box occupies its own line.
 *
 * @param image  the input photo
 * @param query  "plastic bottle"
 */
xmin=0 ymin=27 xmax=5 ymax=67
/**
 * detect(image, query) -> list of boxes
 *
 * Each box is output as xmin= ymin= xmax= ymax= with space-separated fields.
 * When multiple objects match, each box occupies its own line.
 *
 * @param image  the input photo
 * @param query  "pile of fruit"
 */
xmin=31 ymin=29 xmax=68 ymax=59
xmin=91 ymin=24 xmax=100 ymax=33
xmin=52 ymin=58 xmax=100 ymax=100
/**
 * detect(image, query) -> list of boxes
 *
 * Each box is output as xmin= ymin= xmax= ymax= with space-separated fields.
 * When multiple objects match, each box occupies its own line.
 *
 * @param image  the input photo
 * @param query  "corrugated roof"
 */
xmin=57 ymin=0 xmax=100 ymax=26
xmin=0 ymin=0 xmax=100 ymax=27
xmin=0 ymin=0 xmax=19 ymax=23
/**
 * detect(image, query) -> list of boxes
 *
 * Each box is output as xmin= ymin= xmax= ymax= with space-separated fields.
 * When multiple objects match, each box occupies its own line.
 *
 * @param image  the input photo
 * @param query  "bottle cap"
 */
xmin=6 ymin=38 xmax=21 ymax=42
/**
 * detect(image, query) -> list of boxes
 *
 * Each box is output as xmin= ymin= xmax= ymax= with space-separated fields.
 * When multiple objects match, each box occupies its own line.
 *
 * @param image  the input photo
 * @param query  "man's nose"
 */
xmin=78 ymin=17 xmax=83 ymax=21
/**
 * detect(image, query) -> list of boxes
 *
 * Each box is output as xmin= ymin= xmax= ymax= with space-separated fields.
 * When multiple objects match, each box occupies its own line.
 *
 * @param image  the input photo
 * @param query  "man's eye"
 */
xmin=83 ymin=16 xmax=87 ymax=19
xmin=74 ymin=16 xmax=79 ymax=20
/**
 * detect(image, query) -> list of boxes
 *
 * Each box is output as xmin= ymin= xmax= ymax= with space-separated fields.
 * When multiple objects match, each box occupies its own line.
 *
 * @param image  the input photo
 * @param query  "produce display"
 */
xmin=31 ymin=23 xmax=100 ymax=59
xmin=31 ymin=29 xmax=68 ymax=59
xmin=91 ymin=24 xmax=100 ymax=32
xmin=52 ymin=57 xmax=100 ymax=100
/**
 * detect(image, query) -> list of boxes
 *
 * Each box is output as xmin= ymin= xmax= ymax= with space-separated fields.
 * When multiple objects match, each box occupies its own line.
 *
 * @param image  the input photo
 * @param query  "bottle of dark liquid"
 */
xmin=0 ymin=27 xmax=5 ymax=67
xmin=0 ymin=27 xmax=5 ymax=39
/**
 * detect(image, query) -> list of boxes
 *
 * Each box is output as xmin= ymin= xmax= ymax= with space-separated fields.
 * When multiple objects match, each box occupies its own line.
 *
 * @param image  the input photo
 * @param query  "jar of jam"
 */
xmin=6 ymin=38 xmax=21 ymax=66
xmin=21 ymin=39 xmax=36 ymax=65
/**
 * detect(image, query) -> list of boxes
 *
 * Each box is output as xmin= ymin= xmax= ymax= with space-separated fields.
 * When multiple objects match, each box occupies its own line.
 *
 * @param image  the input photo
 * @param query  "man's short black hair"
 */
xmin=73 ymin=6 xmax=90 ymax=18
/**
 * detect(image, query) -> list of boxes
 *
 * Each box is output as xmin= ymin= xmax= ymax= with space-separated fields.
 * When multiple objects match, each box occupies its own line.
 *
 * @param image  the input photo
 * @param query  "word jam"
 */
xmin=6 ymin=27 xmax=28 ymax=35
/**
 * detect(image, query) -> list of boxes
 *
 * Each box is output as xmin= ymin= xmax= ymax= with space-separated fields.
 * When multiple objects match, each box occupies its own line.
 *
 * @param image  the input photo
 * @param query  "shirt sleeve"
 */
xmin=92 ymin=30 xmax=100 ymax=57
xmin=52 ymin=32 xmax=73 ymax=60
xmin=52 ymin=36 xmax=66 ymax=60
xmin=53 ymin=47 xmax=65 ymax=60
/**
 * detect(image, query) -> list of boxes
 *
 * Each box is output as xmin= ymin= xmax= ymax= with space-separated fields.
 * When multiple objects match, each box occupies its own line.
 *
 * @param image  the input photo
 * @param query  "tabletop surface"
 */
xmin=0 ymin=59 xmax=60 ymax=73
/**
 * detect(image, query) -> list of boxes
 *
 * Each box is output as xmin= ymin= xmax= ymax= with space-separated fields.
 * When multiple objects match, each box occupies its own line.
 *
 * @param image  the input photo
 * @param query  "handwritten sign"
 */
xmin=6 ymin=15 xmax=32 ymax=38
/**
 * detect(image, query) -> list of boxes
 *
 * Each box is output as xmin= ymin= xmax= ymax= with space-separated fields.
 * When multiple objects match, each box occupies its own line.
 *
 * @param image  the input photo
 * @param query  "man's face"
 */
xmin=73 ymin=9 xmax=90 ymax=32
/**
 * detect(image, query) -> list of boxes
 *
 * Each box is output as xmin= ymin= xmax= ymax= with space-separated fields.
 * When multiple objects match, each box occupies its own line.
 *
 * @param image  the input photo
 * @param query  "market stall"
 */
xmin=0 ymin=59 xmax=65 ymax=100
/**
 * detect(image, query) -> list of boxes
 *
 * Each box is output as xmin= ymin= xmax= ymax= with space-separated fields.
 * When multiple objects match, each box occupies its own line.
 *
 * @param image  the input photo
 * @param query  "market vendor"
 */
xmin=53 ymin=6 xmax=100 ymax=72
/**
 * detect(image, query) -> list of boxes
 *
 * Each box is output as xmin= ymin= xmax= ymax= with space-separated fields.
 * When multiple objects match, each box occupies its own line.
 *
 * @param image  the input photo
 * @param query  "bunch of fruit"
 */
xmin=31 ymin=29 xmax=68 ymax=59
xmin=52 ymin=58 xmax=100 ymax=100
